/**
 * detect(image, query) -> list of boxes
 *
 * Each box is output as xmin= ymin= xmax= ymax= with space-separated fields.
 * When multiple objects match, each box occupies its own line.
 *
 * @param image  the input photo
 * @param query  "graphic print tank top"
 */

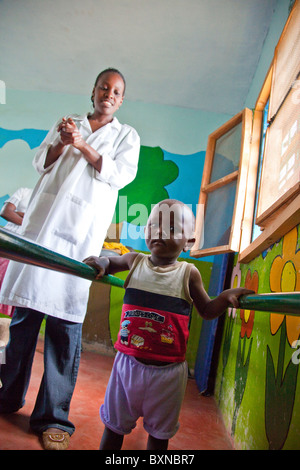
xmin=114 ymin=254 xmax=193 ymax=363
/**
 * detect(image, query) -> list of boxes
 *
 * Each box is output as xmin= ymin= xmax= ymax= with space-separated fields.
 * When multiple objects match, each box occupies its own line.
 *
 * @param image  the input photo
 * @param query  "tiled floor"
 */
xmin=0 ymin=340 xmax=234 ymax=450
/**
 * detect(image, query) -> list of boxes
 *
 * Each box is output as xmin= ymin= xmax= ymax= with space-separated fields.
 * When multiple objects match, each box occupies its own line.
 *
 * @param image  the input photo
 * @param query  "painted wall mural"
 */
xmin=0 ymin=128 xmax=48 ymax=150
xmin=216 ymin=225 xmax=300 ymax=450
xmin=266 ymin=227 xmax=300 ymax=450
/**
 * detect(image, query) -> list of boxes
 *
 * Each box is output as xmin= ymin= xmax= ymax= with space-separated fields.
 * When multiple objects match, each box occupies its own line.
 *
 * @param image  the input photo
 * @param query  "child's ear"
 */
xmin=183 ymin=237 xmax=196 ymax=252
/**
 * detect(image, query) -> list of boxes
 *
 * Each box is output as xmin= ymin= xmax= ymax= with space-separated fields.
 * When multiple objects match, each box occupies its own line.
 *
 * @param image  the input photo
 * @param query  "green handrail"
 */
xmin=0 ymin=228 xmax=299 ymax=315
xmin=238 ymin=292 xmax=300 ymax=316
xmin=0 ymin=227 xmax=124 ymax=288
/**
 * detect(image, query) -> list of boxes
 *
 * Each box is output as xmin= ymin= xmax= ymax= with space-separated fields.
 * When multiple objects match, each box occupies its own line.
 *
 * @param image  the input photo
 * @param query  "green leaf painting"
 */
xmin=113 ymin=146 xmax=179 ymax=225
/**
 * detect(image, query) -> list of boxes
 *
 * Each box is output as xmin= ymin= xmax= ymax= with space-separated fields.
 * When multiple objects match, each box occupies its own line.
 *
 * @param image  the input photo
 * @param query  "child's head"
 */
xmin=91 ymin=68 xmax=126 ymax=111
xmin=145 ymin=199 xmax=195 ymax=262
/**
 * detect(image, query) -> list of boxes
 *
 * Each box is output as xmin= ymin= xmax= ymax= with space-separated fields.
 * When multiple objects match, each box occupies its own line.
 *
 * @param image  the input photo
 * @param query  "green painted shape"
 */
xmin=114 ymin=146 xmax=179 ymax=225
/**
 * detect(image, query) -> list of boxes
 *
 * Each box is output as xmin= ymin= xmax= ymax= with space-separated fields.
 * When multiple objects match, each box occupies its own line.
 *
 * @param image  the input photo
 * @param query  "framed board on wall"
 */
xmin=256 ymin=0 xmax=300 ymax=227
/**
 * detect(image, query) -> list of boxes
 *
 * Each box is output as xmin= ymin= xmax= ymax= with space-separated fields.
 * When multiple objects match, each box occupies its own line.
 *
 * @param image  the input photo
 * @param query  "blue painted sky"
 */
xmin=0 ymin=127 xmax=47 ymax=149
xmin=163 ymin=149 xmax=205 ymax=214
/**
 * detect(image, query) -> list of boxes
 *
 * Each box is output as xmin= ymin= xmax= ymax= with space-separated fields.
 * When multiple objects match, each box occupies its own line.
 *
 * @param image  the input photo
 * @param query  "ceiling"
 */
xmin=0 ymin=0 xmax=278 ymax=115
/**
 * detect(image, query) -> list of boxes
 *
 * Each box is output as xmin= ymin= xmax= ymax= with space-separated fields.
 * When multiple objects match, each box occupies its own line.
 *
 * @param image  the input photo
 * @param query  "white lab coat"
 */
xmin=0 ymin=114 xmax=140 ymax=323
xmin=2 ymin=187 xmax=33 ymax=233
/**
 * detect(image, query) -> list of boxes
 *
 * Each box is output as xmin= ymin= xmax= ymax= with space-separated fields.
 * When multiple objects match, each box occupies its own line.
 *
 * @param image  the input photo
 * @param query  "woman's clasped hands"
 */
xmin=57 ymin=117 xmax=84 ymax=149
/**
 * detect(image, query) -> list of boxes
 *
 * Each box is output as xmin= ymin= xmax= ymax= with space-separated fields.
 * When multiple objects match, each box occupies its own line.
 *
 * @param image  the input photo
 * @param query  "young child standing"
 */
xmin=84 ymin=199 xmax=253 ymax=450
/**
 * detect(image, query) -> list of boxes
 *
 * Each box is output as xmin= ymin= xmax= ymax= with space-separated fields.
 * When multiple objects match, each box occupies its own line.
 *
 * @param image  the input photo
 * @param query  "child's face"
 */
xmin=145 ymin=201 xmax=195 ymax=262
xmin=92 ymin=72 xmax=124 ymax=115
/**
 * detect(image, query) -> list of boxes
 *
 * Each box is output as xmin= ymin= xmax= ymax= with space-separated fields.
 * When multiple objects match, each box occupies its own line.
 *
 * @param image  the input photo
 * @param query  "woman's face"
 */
xmin=92 ymin=72 xmax=124 ymax=116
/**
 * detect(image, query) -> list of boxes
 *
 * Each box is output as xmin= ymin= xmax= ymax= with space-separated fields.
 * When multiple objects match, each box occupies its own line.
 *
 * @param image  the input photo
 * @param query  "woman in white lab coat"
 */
xmin=0 ymin=68 xmax=140 ymax=450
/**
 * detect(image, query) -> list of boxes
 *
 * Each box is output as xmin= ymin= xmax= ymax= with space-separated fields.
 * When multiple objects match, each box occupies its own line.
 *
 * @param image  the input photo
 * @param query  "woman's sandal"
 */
xmin=42 ymin=429 xmax=70 ymax=450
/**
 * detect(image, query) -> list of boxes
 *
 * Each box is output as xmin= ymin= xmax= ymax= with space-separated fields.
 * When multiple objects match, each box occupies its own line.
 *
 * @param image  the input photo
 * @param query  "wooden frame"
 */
xmin=239 ymin=0 xmax=300 ymax=263
xmin=239 ymin=194 xmax=300 ymax=263
xmin=191 ymin=108 xmax=252 ymax=258
xmin=239 ymin=64 xmax=273 ymax=255
xmin=255 ymin=0 xmax=300 ymax=226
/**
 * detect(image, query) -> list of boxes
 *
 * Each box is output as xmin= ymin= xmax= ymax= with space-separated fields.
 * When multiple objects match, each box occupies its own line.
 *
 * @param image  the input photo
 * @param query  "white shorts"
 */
xmin=100 ymin=352 xmax=188 ymax=440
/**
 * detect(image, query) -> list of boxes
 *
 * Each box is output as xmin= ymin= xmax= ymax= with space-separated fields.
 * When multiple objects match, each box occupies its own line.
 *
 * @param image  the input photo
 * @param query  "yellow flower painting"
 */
xmin=266 ymin=226 xmax=300 ymax=449
xmin=269 ymin=227 xmax=300 ymax=345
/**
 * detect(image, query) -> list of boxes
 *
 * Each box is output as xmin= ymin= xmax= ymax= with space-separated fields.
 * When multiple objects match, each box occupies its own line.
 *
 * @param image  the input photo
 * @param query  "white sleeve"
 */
xmin=96 ymin=127 xmax=140 ymax=190
xmin=4 ymin=187 xmax=28 ymax=207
